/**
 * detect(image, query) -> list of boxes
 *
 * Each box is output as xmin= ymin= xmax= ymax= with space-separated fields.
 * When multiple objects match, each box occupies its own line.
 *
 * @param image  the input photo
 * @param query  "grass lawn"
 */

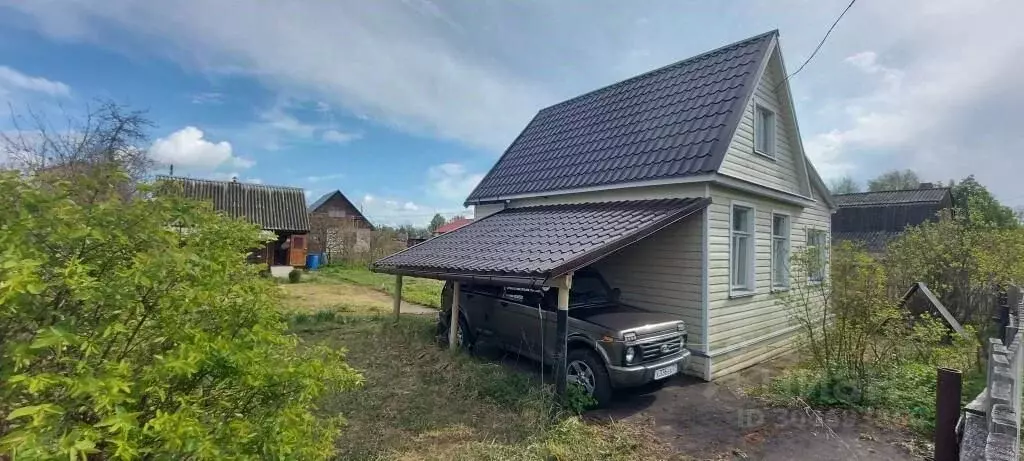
xmin=316 ymin=264 xmax=444 ymax=308
xmin=294 ymin=315 xmax=679 ymax=460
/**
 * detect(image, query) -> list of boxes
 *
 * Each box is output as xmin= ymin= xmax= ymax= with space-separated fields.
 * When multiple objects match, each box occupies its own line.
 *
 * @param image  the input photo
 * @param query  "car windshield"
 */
xmin=569 ymin=274 xmax=609 ymax=307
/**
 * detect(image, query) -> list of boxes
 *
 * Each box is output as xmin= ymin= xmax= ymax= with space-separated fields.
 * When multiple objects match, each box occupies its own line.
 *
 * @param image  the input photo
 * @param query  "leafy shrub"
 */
xmin=0 ymin=171 xmax=363 ymax=459
xmin=289 ymin=268 xmax=303 ymax=283
xmin=563 ymin=383 xmax=598 ymax=414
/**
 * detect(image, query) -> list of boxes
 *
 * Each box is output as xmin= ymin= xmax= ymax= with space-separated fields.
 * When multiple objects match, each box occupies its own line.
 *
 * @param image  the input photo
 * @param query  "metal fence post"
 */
xmin=935 ymin=367 xmax=962 ymax=461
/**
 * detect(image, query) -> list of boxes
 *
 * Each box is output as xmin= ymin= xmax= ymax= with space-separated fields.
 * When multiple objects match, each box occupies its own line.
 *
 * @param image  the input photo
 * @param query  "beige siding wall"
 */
xmin=717 ymin=48 xmax=810 ymax=197
xmin=706 ymin=184 xmax=831 ymax=378
xmin=591 ymin=209 xmax=705 ymax=376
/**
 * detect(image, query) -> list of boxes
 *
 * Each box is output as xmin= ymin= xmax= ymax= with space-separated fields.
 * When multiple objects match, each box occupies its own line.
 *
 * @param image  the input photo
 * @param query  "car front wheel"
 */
xmin=566 ymin=349 xmax=612 ymax=407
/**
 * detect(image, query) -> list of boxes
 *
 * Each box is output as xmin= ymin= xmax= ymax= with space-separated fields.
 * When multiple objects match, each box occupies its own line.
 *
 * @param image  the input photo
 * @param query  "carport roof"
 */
xmin=372 ymin=198 xmax=710 ymax=287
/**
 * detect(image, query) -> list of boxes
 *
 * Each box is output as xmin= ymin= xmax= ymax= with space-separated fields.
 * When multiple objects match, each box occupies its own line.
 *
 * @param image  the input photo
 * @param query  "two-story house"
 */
xmin=373 ymin=30 xmax=834 ymax=380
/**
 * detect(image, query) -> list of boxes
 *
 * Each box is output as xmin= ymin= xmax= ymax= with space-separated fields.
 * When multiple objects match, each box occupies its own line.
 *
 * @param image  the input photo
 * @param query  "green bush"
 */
xmin=289 ymin=268 xmax=303 ymax=283
xmin=0 ymin=171 xmax=363 ymax=459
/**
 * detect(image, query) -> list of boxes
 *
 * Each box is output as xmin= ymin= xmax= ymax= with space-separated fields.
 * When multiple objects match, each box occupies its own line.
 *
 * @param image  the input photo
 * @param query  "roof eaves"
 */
xmin=546 ymin=197 xmax=711 ymax=279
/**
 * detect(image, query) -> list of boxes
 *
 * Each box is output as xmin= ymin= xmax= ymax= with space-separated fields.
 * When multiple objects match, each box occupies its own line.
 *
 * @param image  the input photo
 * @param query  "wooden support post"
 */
xmin=449 ymin=282 xmax=461 ymax=350
xmin=935 ymin=367 xmax=962 ymax=461
xmin=393 ymin=275 xmax=403 ymax=320
xmin=552 ymin=273 xmax=573 ymax=398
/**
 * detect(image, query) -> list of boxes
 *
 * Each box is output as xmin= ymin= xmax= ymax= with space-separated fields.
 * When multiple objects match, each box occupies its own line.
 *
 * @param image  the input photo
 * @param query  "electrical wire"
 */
xmin=776 ymin=0 xmax=858 ymax=91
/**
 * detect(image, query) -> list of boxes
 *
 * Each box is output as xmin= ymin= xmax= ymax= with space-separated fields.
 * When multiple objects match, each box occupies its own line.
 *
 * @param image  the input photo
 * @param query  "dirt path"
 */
xmin=589 ymin=375 xmax=923 ymax=460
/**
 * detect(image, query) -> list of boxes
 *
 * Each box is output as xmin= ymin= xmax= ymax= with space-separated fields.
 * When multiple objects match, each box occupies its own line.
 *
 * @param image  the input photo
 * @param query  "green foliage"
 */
xmin=289 ymin=268 xmax=303 ymax=283
xmin=774 ymin=242 xmax=981 ymax=435
xmin=867 ymin=169 xmax=920 ymax=191
xmin=0 ymin=171 xmax=362 ymax=459
xmin=886 ymin=213 xmax=1024 ymax=325
xmin=828 ymin=175 xmax=861 ymax=194
xmin=427 ymin=213 xmax=447 ymax=234
xmin=951 ymin=175 xmax=1019 ymax=229
xmin=562 ymin=383 xmax=598 ymax=415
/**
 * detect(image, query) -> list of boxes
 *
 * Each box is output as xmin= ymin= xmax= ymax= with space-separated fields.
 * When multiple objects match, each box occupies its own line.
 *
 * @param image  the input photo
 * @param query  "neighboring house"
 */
xmin=307 ymin=190 xmax=374 ymax=257
xmin=373 ymin=30 xmax=835 ymax=380
xmin=433 ymin=217 xmax=473 ymax=236
xmin=158 ymin=176 xmax=310 ymax=269
xmin=832 ymin=186 xmax=953 ymax=253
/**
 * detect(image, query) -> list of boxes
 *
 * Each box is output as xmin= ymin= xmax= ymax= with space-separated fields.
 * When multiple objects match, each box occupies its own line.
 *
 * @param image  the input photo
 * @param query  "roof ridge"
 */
xmin=833 ymin=187 xmax=951 ymax=196
xmin=156 ymin=174 xmax=305 ymax=191
xmin=535 ymin=30 xmax=778 ymax=114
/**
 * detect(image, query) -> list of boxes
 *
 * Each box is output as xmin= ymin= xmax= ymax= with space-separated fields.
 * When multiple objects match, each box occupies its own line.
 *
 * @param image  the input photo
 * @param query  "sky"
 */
xmin=1 ymin=0 xmax=1022 ymax=225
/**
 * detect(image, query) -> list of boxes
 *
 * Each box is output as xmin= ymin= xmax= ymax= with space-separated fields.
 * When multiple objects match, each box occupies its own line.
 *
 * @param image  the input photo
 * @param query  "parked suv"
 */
xmin=437 ymin=269 xmax=690 ymax=405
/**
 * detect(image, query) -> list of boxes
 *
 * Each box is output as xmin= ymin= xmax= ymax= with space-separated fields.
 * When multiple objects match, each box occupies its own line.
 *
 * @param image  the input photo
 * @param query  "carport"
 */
xmin=371 ymin=198 xmax=710 ymax=395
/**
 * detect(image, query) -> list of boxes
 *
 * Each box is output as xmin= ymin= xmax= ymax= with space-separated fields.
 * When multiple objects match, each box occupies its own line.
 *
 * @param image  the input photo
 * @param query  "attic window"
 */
xmin=754 ymin=104 xmax=776 ymax=158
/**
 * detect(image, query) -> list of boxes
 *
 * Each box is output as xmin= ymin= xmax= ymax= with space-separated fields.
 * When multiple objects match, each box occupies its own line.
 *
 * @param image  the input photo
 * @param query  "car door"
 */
xmin=457 ymin=284 xmax=500 ymax=337
xmin=491 ymin=287 xmax=546 ymax=359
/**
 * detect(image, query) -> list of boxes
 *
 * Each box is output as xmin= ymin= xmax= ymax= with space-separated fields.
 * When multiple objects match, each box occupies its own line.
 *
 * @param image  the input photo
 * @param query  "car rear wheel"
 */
xmin=566 ymin=349 xmax=612 ymax=407
xmin=438 ymin=316 xmax=474 ymax=351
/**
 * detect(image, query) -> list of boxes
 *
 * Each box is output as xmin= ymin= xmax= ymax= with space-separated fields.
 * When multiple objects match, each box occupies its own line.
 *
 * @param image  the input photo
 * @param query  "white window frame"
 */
xmin=806 ymin=228 xmax=828 ymax=284
xmin=729 ymin=201 xmax=756 ymax=297
xmin=753 ymin=103 xmax=777 ymax=158
xmin=771 ymin=211 xmax=790 ymax=291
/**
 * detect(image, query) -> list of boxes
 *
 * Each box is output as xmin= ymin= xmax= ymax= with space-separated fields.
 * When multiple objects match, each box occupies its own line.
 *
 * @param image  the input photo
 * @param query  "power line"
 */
xmin=776 ymin=0 xmax=858 ymax=90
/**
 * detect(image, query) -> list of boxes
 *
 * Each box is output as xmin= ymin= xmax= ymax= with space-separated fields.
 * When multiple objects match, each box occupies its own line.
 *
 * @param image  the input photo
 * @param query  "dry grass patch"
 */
xmin=298 ymin=316 xmax=680 ymax=460
xmin=279 ymin=280 xmax=393 ymax=315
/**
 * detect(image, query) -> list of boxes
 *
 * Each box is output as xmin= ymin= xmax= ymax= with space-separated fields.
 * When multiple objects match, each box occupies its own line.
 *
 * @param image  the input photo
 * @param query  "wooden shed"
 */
xmin=157 ymin=176 xmax=311 ymax=269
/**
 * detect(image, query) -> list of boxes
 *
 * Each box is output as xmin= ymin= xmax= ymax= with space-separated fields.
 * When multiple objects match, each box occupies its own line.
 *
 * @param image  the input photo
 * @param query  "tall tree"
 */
xmin=427 ymin=213 xmax=446 ymax=233
xmin=828 ymin=176 xmax=861 ymax=194
xmin=867 ymin=169 xmax=920 ymax=192
xmin=2 ymin=101 xmax=154 ymax=186
xmin=951 ymin=175 xmax=1018 ymax=228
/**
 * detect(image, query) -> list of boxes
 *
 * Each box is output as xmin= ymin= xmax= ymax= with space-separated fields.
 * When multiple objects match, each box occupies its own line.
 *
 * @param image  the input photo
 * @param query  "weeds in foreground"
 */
xmin=296 ymin=315 xmax=676 ymax=460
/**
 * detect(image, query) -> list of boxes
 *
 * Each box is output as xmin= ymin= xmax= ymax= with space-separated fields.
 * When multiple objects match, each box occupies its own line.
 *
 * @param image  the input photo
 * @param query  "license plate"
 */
xmin=653 ymin=364 xmax=678 ymax=380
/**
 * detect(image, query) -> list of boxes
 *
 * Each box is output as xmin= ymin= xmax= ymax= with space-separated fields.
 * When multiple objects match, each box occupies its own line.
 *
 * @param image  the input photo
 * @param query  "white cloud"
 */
xmin=0 ymin=65 xmax=70 ymax=97
xmin=0 ymin=1 xmax=550 ymax=151
xmin=149 ymin=126 xmax=253 ymax=170
xmin=259 ymin=104 xmax=316 ymax=138
xmin=427 ymin=163 xmax=484 ymax=201
xmin=306 ymin=173 xmax=345 ymax=183
xmin=190 ymin=91 xmax=224 ymax=105
xmin=322 ymin=129 xmax=361 ymax=144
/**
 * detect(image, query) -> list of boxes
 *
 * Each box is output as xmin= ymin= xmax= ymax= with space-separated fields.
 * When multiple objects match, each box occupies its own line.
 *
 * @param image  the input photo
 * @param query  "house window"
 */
xmin=754 ymin=104 xmax=776 ymax=157
xmin=771 ymin=214 xmax=790 ymax=290
xmin=730 ymin=204 xmax=755 ymax=293
xmin=807 ymin=230 xmax=828 ymax=283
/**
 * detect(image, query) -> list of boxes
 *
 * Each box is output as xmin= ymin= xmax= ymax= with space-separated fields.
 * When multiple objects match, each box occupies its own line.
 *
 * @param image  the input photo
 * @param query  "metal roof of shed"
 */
xmin=157 ymin=175 xmax=310 ymax=232
xmin=464 ymin=31 xmax=776 ymax=204
xmin=372 ymin=198 xmax=710 ymax=287
xmin=833 ymin=188 xmax=951 ymax=207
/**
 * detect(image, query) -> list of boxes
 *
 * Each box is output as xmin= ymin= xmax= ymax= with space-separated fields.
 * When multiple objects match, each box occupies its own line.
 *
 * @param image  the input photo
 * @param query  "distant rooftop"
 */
xmin=833 ymin=187 xmax=951 ymax=207
xmin=157 ymin=175 xmax=309 ymax=232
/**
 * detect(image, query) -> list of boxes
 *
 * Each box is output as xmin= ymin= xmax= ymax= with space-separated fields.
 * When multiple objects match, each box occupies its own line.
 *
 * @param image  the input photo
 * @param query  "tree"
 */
xmin=428 ymin=213 xmax=446 ymax=233
xmin=2 ymin=101 xmax=154 ymax=191
xmin=951 ymin=175 xmax=1018 ymax=229
xmin=829 ymin=176 xmax=861 ymax=194
xmin=867 ymin=169 xmax=920 ymax=192
xmin=0 ymin=169 xmax=362 ymax=459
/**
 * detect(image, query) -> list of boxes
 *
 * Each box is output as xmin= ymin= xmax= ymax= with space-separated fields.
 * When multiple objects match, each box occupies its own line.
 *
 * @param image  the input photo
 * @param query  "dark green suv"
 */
xmin=437 ymin=269 xmax=690 ymax=405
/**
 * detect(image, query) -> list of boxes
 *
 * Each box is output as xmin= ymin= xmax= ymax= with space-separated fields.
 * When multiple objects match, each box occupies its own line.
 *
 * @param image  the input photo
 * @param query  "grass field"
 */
xmin=316 ymin=264 xmax=444 ymax=308
xmin=295 ymin=315 xmax=679 ymax=460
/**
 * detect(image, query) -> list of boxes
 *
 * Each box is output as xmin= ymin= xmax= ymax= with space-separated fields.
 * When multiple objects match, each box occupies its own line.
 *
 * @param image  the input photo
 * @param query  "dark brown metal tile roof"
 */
xmin=465 ymin=31 xmax=776 ymax=204
xmin=833 ymin=188 xmax=951 ymax=207
xmin=372 ymin=198 xmax=710 ymax=286
xmin=157 ymin=176 xmax=310 ymax=232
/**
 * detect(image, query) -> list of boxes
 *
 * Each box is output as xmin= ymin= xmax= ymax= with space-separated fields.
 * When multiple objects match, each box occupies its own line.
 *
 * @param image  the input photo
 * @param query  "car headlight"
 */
xmin=625 ymin=346 xmax=637 ymax=364
xmin=681 ymin=334 xmax=688 ymax=348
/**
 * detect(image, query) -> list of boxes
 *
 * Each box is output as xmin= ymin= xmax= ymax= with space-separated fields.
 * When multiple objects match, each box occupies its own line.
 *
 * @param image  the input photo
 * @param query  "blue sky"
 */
xmin=2 ymin=0 xmax=1023 ymax=225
